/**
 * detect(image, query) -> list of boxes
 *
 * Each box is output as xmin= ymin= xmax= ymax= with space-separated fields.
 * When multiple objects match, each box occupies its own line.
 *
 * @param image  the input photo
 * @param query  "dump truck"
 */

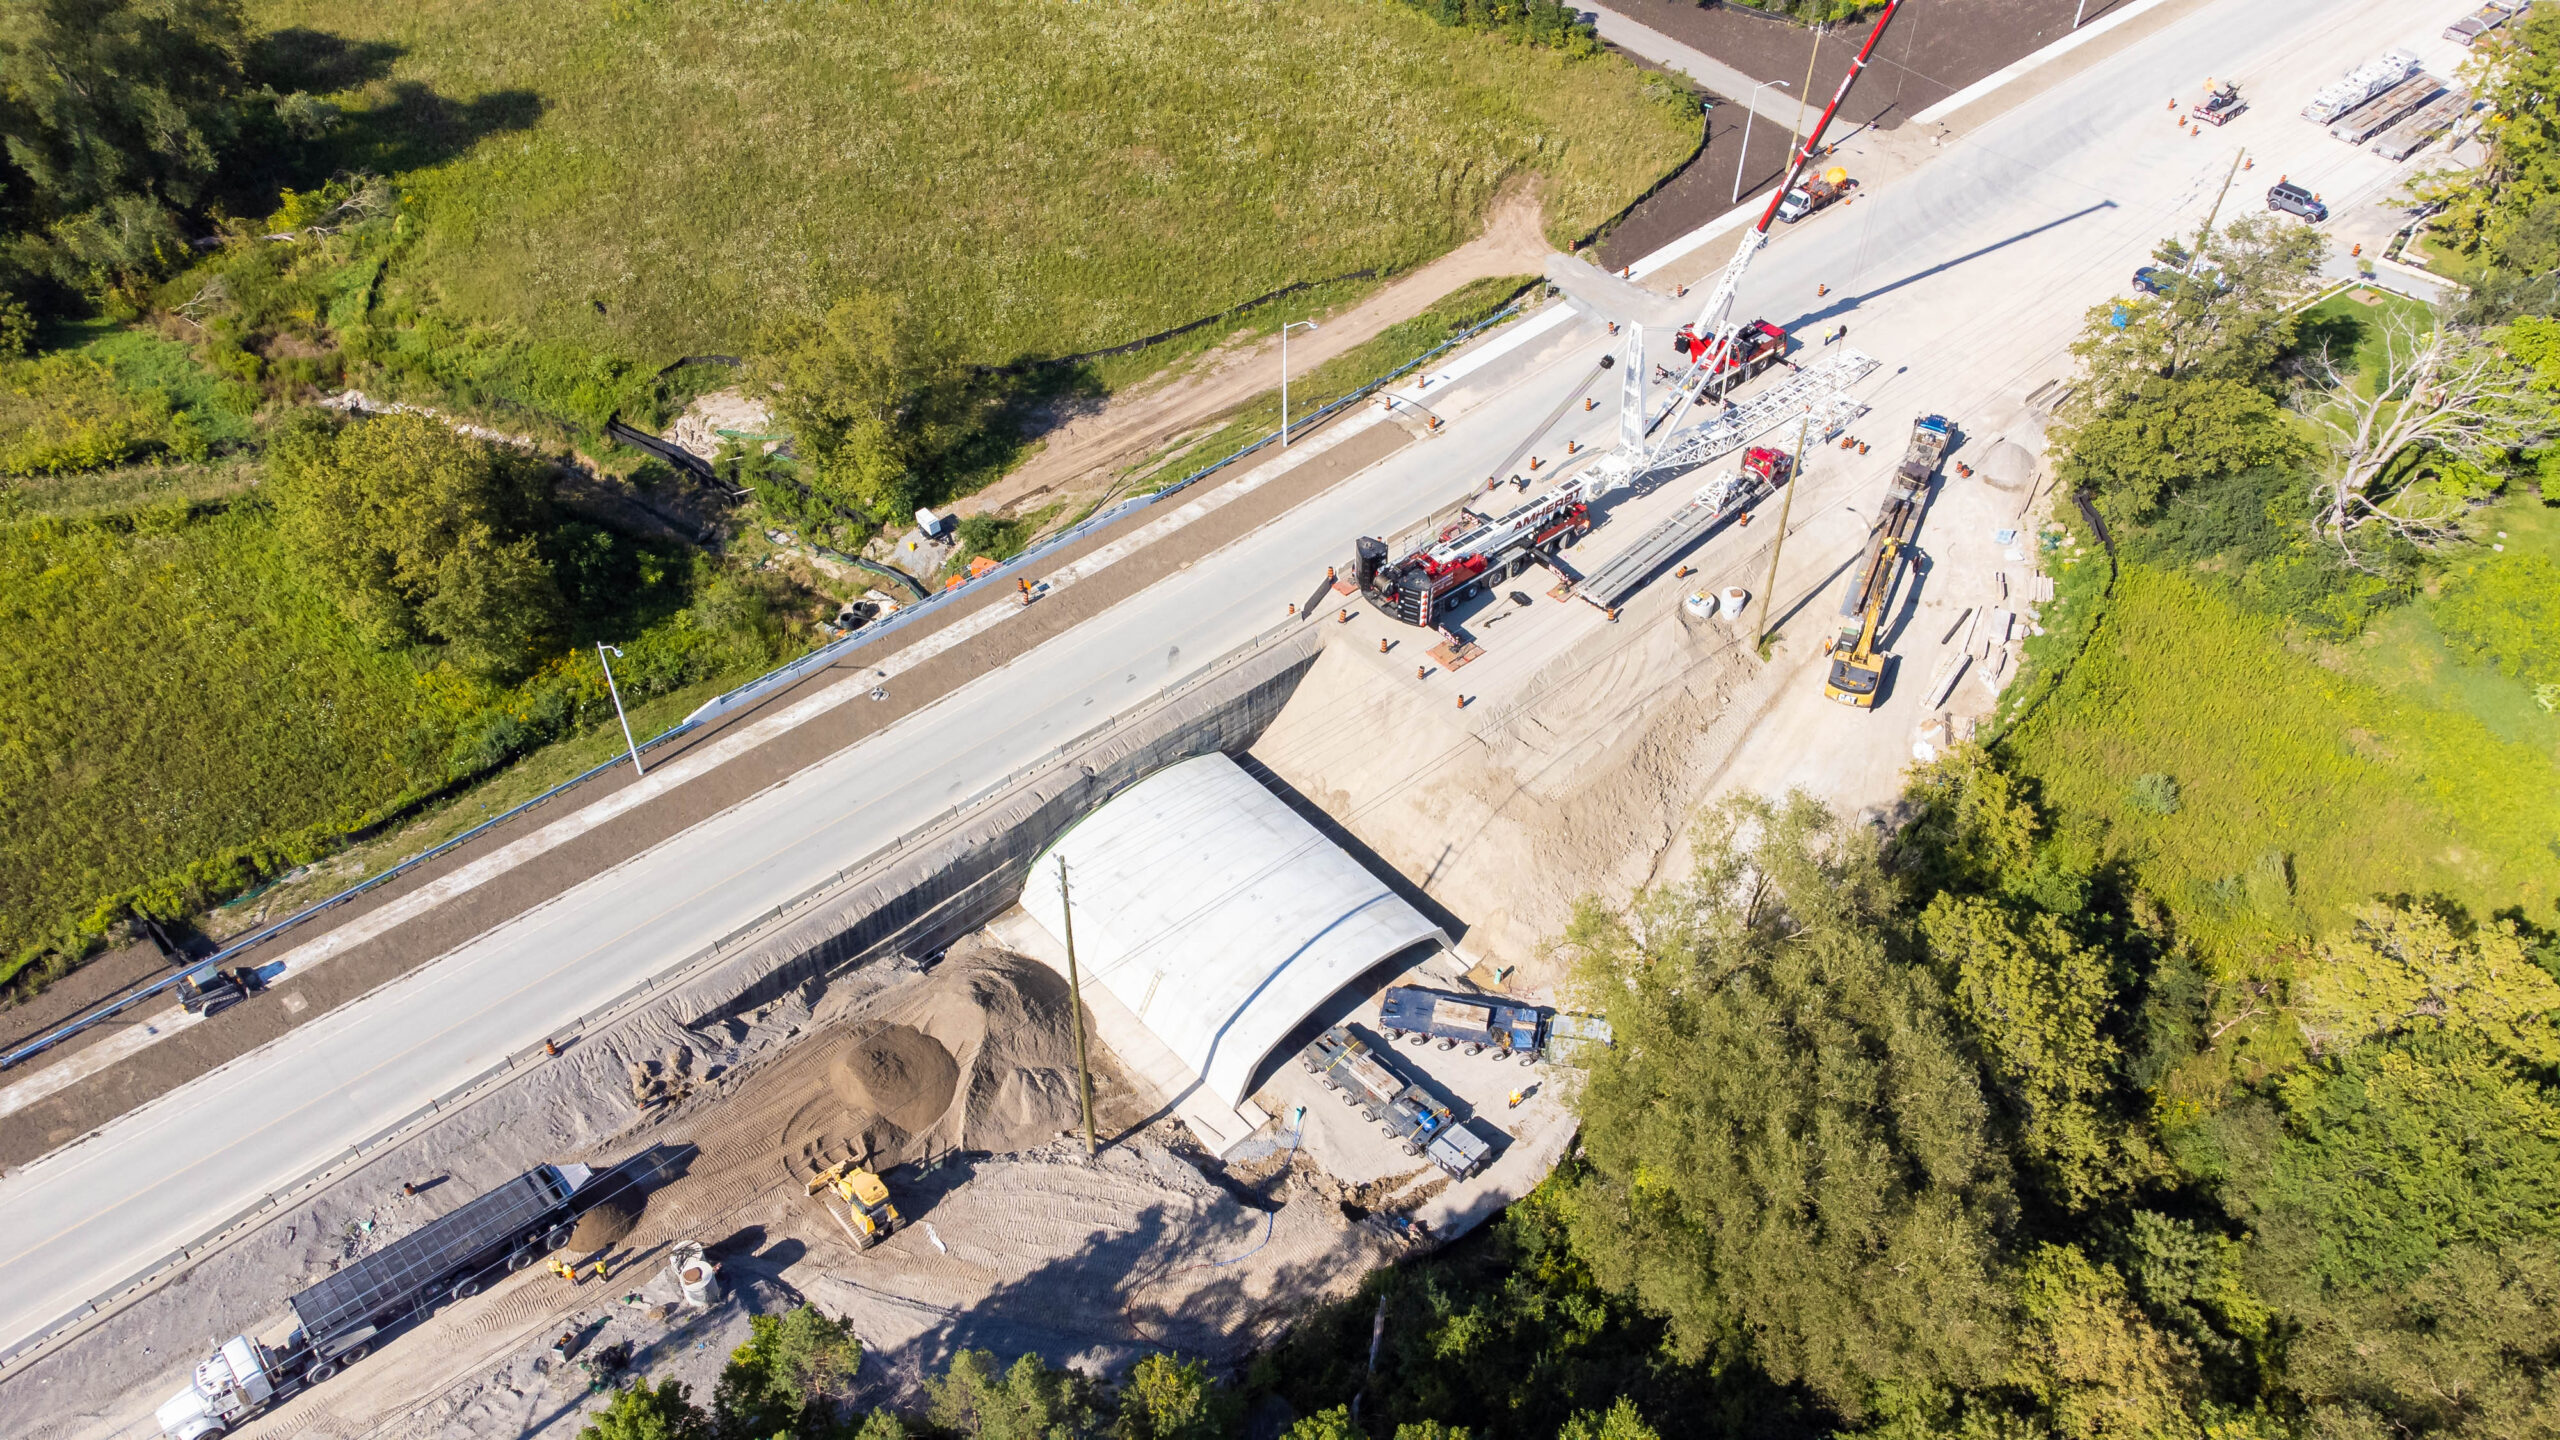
xmin=1302 ymin=1026 xmax=1487 ymax=1174
xmin=157 ymin=1163 xmax=594 ymax=1438
xmin=1823 ymin=415 xmax=1949 ymax=707
xmin=2302 ymin=49 xmax=2421 ymax=124
xmin=1777 ymin=169 xmax=1856 ymax=222
xmin=1380 ymin=985 xmax=1546 ymax=1065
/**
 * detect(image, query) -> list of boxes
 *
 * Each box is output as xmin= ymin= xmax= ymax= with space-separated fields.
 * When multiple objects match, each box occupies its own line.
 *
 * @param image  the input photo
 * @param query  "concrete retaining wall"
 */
xmin=673 ymin=627 xmax=1329 ymax=1029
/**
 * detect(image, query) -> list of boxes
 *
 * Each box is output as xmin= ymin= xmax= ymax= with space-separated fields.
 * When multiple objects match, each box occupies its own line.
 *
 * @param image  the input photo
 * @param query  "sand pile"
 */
xmin=827 ymin=1023 xmax=960 ymax=1155
xmin=786 ymin=947 xmax=1103 ymax=1168
xmin=1250 ymin=622 xmax=1759 ymax=977
xmin=569 ymin=1198 xmax=638 ymax=1252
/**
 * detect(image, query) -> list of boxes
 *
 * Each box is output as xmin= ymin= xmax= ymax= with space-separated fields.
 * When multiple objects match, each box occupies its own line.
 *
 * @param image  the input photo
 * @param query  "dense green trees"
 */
xmin=0 ymin=0 xmax=248 ymax=289
xmin=2051 ymin=214 xmax=2323 ymax=529
xmin=1561 ymin=793 xmax=2015 ymax=1416
xmin=269 ymin=410 xmax=564 ymax=676
xmin=2425 ymin=5 xmax=2560 ymax=279
xmin=0 ymin=0 xmax=336 ymax=300
xmin=750 ymin=294 xmax=961 ymax=527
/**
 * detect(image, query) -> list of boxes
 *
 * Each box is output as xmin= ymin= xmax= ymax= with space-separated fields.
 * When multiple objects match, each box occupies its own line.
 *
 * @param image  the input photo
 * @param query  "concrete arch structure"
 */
xmin=1020 ymin=752 xmax=1444 ymax=1106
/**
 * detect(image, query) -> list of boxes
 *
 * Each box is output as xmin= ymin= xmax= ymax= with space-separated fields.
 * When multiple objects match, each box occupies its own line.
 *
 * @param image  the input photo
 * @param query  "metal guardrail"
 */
xmin=0 ymin=298 xmax=1522 ymax=1072
xmin=0 ymin=610 xmax=1322 ymax=1377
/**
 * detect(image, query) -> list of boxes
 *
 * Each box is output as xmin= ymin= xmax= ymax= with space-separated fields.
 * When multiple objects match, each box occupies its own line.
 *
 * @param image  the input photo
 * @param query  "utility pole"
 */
xmin=1788 ymin=23 xmax=1823 ymax=161
xmin=1057 ymin=858 xmax=1098 ymax=1156
xmin=1755 ymin=408 xmax=1816 ymax=655
xmin=597 ymin=643 xmax=644 ymax=778
xmin=2166 ymin=148 xmax=2247 ymax=378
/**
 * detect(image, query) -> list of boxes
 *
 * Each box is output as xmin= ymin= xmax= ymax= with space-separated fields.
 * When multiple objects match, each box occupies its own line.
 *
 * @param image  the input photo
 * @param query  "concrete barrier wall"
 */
xmin=674 ymin=627 xmax=1328 ymax=1029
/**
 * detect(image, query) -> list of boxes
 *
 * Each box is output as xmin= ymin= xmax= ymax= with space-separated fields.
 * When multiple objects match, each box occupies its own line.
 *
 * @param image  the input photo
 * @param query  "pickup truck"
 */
xmin=1778 ymin=171 xmax=1855 ymax=223
xmin=1380 ymin=985 xmax=1546 ymax=1065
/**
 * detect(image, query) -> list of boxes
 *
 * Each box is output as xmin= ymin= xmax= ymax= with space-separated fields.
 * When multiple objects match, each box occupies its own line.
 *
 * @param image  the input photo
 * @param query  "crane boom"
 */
xmin=1641 ymin=0 xmax=1906 ymax=456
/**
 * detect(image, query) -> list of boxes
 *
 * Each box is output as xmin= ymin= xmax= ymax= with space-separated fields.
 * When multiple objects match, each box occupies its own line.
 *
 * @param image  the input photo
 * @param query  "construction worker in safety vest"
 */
xmin=547 ymin=1256 xmax=579 ymax=1284
xmin=590 ymin=1256 xmax=611 ymax=1282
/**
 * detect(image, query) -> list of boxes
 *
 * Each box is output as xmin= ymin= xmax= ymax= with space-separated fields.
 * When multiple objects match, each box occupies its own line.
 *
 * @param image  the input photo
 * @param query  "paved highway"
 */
xmin=0 ymin=0 xmax=2474 ymax=1364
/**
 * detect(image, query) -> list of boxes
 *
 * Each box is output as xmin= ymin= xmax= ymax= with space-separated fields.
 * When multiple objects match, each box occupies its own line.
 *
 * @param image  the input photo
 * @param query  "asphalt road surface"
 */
xmin=0 ymin=0 xmax=2471 ymax=1364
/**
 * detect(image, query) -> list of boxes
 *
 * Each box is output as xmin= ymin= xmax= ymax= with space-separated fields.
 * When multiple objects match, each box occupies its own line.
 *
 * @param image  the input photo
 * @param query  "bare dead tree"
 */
xmin=2297 ymin=307 xmax=2552 ymax=566
xmin=171 ymin=276 xmax=229 ymax=331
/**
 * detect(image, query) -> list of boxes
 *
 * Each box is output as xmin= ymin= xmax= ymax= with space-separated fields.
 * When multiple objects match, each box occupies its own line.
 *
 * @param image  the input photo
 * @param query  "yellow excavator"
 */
xmin=805 ymin=1153 xmax=903 ymax=1250
xmin=1825 ymin=415 xmax=1950 ymax=707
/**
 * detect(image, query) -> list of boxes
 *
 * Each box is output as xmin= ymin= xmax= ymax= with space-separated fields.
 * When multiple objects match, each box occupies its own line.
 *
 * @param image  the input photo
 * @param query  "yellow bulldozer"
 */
xmin=805 ymin=1156 xmax=902 ymax=1250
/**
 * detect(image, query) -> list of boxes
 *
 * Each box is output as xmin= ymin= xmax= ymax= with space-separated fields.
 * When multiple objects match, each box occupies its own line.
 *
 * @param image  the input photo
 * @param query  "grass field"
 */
xmin=246 ymin=0 xmax=1695 ymax=368
xmin=0 ymin=507 xmax=428 ymax=973
xmin=2005 ymin=560 xmax=2560 ymax=965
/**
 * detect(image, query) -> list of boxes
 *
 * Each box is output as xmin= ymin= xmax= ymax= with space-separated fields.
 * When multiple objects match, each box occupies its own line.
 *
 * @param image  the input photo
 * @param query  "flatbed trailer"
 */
xmin=1300 ymin=1026 xmax=1498 ymax=1177
xmin=2332 ymin=74 xmax=2442 ymax=145
xmin=2371 ymin=89 xmax=2472 ymax=161
xmin=2302 ymin=49 xmax=2421 ymax=124
xmin=1380 ymin=984 xmax=1548 ymax=1063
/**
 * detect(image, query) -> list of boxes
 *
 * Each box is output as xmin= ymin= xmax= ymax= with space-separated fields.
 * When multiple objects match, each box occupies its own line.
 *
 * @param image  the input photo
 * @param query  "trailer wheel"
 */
xmin=1437 ymin=1037 xmax=1457 ymax=1051
xmin=546 ymin=1223 xmax=575 ymax=1251
xmin=305 ymin=1359 xmax=340 ymax=1384
xmin=341 ymin=1343 xmax=370 ymax=1365
xmin=1383 ymin=1028 xmax=1403 ymax=1041
xmin=506 ymin=1247 xmax=535 ymax=1272
xmin=1520 ymin=1055 xmax=1537 ymax=1067
xmin=1403 ymin=1142 xmax=1422 ymax=1157
xmin=452 ymin=1276 xmax=484 ymax=1302
xmin=1465 ymin=1043 xmax=1485 ymax=1056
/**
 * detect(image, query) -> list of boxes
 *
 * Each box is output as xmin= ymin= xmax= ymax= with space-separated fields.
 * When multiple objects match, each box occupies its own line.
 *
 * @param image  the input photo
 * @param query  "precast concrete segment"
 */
xmin=0 ymin=0 xmax=2473 ymax=1361
xmin=1019 ymin=753 xmax=1445 ymax=1107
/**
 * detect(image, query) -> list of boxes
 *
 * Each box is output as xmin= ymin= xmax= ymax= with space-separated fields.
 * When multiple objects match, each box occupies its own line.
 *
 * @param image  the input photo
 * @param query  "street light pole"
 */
xmin=597 ymin=643 xmax=644 ymax=778
xmin=1734 ymin=79 xmax=1790 ymax=203
xmin=1280 ymin=319 xmax=1319 ymax=447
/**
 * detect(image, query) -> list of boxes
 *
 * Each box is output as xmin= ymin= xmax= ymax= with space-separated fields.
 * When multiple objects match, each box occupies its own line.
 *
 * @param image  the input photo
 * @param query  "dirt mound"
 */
xmin=827 ymin=1023 xmax=960 ymax=1137
xmin=569 ymin=1198 xmax=638 ymax=1252
xmin=785 ymin=948 xmax=1105 ymax=1169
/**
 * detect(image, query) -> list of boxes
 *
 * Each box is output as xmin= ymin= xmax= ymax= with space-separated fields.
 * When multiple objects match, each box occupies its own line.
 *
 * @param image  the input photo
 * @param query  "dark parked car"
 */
xmin=2132 ymin=266 xmax=2171 ymax=295
xmin=2267 ymin=181 xmax=2328 ymax=222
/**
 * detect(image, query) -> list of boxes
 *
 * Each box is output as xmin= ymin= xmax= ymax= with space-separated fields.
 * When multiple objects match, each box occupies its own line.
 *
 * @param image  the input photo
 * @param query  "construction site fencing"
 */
xmin=0 ymin=298 xmax=1535 ymax=1080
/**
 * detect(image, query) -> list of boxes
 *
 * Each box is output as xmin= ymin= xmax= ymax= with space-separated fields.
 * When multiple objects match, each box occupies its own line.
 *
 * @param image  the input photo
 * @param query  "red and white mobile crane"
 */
xmin=1353 ymin=0 xmax=1905 ymax=627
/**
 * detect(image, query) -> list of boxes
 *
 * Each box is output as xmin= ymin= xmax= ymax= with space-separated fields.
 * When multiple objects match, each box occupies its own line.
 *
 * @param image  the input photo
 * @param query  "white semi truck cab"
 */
xmin=155 ymin=1336 xmax=285 ymax=1440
